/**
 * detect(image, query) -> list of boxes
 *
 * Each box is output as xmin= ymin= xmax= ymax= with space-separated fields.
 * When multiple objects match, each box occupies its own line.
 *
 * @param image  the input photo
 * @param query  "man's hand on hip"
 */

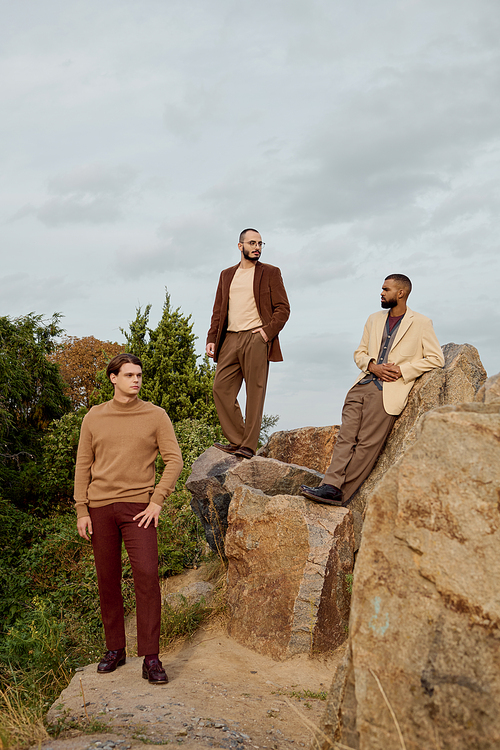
xmin=134 ymin=502 xmax=162 ymax=529
xmin=252 ymin=327 xmax=268 ymax=342
xmin=77 ymin=515 xmax=93 ymax=541
xmin=368 ymin=361 xmax=402 ymax=382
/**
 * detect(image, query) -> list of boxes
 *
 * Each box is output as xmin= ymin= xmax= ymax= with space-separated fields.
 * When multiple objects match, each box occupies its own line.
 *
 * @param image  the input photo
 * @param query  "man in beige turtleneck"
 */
xmin=75 ymin=353 xmax=183 ymax=684
xmin=206 ymin=228 xmax=290 ymax=458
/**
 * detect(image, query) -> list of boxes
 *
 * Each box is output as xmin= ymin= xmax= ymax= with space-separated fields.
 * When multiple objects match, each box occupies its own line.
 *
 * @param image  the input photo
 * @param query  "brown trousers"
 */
xmin=322 ymin=381 xmax=396 ymax=502
xmin=213 ymin=330 xmax=269 ymax=453
xmin=89 ymin=502 xmax=161 ymax=656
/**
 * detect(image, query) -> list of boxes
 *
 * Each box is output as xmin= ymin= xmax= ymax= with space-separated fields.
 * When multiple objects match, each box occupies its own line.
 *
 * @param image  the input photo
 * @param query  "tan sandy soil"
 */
xmin=40 ymin=568 xmax=341 ymax=750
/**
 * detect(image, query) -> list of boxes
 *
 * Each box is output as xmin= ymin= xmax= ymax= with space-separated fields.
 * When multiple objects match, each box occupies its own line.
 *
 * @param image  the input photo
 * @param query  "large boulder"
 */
xmin=475 ymin=372 xmax=500 ymax=404
xmin=313 ymin=400 xmax=500 ymax=750
xmin=349 ymin=342 xmax=487 ymax=545
xmin=185 ymin=447 xmax=240 ymax=555
xmin=258 ymin=425 xmax=340 ymax=473
xmin=225 ymin=485 xmax=354 ymax=660
xmin=186 ymin=449 xmax=322 ymax=554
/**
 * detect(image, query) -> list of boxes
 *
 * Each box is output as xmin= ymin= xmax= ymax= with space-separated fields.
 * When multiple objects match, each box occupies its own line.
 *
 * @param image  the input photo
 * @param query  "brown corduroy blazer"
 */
xmin=206 ymin=261 xmax=290 ymax=363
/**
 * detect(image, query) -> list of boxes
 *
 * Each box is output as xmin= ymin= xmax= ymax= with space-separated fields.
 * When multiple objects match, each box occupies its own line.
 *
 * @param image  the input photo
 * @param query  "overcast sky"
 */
xmin=2 ymin=0 xmax=499 ymax=429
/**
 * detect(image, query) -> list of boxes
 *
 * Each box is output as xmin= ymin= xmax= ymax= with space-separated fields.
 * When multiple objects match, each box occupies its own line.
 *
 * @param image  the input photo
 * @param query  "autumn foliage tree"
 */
xmin=49 ymin=336 xmax=124 ymax=409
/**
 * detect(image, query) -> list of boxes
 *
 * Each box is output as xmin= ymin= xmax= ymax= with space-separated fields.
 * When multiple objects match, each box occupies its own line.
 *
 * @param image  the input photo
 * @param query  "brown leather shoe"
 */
xmin=213 ymin=442 xmax=239 ymax=454
xmin=234 ymin=446 xmax=254 ymax=459
xmin=97 ymin=648 xmax=126 ymax=673
xmin=142 ymin=658 xmax=168 ymax=684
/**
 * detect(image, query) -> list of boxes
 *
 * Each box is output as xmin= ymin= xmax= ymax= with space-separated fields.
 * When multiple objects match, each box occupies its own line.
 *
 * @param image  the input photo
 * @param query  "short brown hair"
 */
xmin=106 ymin=353 xmax=142 ymax=380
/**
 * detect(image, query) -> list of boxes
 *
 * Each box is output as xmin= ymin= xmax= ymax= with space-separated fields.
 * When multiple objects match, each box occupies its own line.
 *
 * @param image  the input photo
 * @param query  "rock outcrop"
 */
xmin=186 ymin=448 xmax=240 ymax=555
xmin=313 ymin=401 xmax=500 ymax=750
xmin=258 ymin=425 xmax=340 ymax=473
xmin=187 ymin=447 xmax=323 ymax=555
xmin=349 ymin=342 xmax=487 ymax=545
xmin=475 ymin=371 xmax=500 ymax=404
xmin=186 ymin=448 xmax=353 ymax=658
xmin=225 ymin=486 xmax=354 ymax=660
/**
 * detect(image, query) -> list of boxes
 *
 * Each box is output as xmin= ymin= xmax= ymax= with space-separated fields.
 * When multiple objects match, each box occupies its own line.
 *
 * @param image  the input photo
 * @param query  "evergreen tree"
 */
xmin=0 ymin=313 xmax=70 ymax=508
xmin=118 ymin=290 xmax=218 ymax=424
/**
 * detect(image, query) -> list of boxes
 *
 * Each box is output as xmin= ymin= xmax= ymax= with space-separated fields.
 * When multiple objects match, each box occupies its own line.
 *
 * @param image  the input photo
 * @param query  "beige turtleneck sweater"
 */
xmin=73 ymin=398 xmax=183 ymax=519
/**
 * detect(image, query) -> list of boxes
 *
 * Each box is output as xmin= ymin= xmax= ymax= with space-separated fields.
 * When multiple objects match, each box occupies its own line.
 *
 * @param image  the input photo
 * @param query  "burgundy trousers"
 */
xmin=89 ymin=502 xmax=161 ymax=656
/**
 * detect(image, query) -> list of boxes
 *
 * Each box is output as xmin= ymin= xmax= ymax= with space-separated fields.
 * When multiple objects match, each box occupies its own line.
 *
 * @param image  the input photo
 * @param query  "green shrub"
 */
xmin=157 ymin=488 xmax=205 ymax=576
xmin=40 ymin=410 xmax=87 ymax=507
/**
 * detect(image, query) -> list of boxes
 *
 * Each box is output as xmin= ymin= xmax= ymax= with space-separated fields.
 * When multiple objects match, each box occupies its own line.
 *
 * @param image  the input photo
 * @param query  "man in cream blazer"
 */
xmin=301 ymin=274 xmax=444 ymax=507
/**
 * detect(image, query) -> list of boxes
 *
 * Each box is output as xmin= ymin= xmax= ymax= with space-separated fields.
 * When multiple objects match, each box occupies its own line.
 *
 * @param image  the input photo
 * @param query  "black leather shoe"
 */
xmin=213 ymin=442 xmax=239 ymax=454
xmin=142 ymin=658 xmax=168 ymax=684
xmin=97 ymin=648 xmax=126 ymax=673
xmin=234 ymin=446 xmax=254 ymax=459
xmin=300 ymin=484 xmax=345 ymax=506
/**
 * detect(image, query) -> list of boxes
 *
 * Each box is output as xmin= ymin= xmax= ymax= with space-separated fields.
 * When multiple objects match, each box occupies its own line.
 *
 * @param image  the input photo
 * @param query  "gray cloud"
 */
xmin=1 ymin=0 xmax=500 ymax=430
xmin=0 ymin=273 xmax=88 ymax=315
xmin=33 ymin=164 xmax=140 ymax=226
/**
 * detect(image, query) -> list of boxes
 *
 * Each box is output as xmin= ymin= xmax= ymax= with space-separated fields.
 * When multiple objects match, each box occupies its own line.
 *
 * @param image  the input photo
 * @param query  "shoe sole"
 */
xmin=214 ymin=444 xmax=239 ymax=454
xmin=301 ymin=489 xmax=344 ymax=506
xmin=234 ymin=451 xmax=254 ymax=459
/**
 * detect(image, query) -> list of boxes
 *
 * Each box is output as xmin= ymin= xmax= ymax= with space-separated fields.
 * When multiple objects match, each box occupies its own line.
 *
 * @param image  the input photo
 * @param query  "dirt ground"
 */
xmin=41 ymin=568 xmax=342 ymax=750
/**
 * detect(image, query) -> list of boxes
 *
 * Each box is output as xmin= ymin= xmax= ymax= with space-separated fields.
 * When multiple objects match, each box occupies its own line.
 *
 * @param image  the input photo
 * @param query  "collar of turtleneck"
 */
xmin=109 ymin=397 xmax=144 ymax=412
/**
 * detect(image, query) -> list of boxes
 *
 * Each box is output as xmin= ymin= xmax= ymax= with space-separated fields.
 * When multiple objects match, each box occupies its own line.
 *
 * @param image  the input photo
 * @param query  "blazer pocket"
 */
xmin=397 ymin=348 xmax=417 ymax=358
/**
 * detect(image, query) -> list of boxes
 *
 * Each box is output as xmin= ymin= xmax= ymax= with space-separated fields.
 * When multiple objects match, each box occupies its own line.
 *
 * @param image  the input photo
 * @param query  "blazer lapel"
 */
xmin=253 ymin=261 xmax=264 ymax=314
xmin=391 ymin=307 xmax=414 ymax=348
xmin=372 ymin=312 xmax=387 ymax=354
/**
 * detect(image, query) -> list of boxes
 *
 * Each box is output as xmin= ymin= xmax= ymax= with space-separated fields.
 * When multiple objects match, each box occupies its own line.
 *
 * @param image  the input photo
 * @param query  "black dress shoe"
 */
xmin=213 ymin=442 xmax=239 ymax=454
xmin=97 ymin=648 xmax=126 ymax=673
xmin=300 ymin=484 xmax=345 ymax=506
xmin=142 ymin=658 xmax=168 ymax=684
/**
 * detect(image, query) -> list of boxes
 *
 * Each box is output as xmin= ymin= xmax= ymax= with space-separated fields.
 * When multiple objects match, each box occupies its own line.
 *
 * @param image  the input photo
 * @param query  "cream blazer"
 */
xmin=353 ymin=307 xmax=445 ymax=416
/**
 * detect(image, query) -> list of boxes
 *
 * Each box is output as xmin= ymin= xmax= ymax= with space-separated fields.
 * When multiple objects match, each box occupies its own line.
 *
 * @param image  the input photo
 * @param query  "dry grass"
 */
xmin=159 ymin=555 xmax=229 ymax=654
xmin=0 ymin=685 xmax=49 ymax=750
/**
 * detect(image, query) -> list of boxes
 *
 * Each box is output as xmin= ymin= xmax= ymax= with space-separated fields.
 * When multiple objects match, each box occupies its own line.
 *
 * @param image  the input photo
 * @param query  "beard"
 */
xmin=381 ymin=299 xmax=397 ymax=309
xmin=242 ymin=247 xmax=260 ymax=262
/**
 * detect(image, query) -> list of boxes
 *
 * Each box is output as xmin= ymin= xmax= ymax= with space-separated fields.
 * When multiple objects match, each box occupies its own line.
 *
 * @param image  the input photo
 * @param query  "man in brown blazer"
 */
xmin=301 ymin=274 xmax=444 ymax=507
xmin=206 ymin=228 xmax=290 ymax=458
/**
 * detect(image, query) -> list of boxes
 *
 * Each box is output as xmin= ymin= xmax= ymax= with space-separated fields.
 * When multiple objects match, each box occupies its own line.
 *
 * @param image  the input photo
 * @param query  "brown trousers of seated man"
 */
xmin=322 ymin=381 xmax=397 ymax=504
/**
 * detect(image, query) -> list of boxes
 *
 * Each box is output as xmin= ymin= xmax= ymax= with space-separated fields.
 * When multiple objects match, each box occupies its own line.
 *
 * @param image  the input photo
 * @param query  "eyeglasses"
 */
xmin=242 ymin=241 xmax=265 ymax=248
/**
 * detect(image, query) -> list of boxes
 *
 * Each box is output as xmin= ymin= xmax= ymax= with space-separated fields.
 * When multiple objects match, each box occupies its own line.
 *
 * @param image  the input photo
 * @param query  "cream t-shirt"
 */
xmin=227 ymin=266 xmax=263 ymax=332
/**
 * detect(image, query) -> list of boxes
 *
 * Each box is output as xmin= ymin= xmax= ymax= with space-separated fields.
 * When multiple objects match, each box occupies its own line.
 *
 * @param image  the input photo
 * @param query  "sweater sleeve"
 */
xmin=150 ymin=411 xmax=184 ymax=506
xmin=73 ymin=414 xmax=94 ymax=519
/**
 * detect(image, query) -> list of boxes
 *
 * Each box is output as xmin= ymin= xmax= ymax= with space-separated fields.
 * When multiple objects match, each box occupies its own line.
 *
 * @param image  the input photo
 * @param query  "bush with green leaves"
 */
xmin=0 ymin=313 xmax=70 ymax=509
xmin=0 ymin=508 xmax=107 ymax=688
xmin=40 ymin=410 xmax=87 ymax=509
